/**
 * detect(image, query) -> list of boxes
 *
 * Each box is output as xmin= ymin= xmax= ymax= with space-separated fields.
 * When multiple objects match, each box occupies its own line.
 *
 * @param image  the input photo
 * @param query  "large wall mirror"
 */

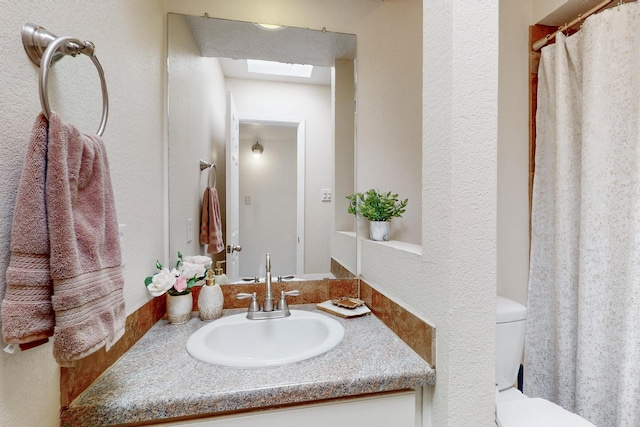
xmin=167 ymin=13 xmax=357 ymax=283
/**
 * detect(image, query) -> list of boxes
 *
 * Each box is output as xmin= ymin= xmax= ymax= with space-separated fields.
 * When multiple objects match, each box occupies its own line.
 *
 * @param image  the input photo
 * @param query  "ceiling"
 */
xmin=186 ymin=15 xmax=356 ymax=86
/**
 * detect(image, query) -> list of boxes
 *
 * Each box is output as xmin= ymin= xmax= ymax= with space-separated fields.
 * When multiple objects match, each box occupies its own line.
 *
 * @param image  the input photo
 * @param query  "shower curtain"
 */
xmin=526 ymin=3 xmax=640 ymax=426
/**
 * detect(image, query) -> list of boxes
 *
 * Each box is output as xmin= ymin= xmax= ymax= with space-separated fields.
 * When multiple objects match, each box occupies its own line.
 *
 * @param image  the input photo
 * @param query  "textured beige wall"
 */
xmin=421 ymin=1 xmax=498 ymax=425
xmin=0 ymin=1 xmax=164 ymax=426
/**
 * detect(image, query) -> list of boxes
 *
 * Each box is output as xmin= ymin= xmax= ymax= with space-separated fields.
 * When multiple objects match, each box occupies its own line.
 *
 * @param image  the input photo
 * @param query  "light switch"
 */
xmin=245 ymin=195 xmax=252 ymax=204
xmin=321 ymin=188 xmax=332 ymax=202
xmin=186 ymin=218 xmax=193 ymax=243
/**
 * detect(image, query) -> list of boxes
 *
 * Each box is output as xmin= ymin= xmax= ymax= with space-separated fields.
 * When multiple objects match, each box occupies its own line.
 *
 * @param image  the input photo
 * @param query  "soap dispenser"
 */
xmin=213 ymin=260 xmax=229 ymax=285
xmin=198 ymin=269 xmax=224 ymax=321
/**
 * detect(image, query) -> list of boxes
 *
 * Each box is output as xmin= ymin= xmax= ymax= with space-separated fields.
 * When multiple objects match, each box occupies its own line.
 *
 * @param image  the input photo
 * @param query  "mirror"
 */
xmin=167 ymin=13 xmax=357 ymax=283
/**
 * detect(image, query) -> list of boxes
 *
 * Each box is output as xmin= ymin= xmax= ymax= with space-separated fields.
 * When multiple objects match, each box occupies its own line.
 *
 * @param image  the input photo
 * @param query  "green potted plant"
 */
xmin=346 ymin=189 xmax=408 ymax=241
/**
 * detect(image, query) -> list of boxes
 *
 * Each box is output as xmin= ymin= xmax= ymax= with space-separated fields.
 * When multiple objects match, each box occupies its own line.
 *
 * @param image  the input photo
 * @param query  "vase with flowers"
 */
xmin=145 ymin=252 xmax=212 ymax=324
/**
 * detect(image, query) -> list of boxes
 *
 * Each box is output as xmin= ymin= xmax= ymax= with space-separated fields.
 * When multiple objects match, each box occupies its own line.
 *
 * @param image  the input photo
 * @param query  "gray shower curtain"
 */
xmin=526 ymin=3 xmax=640 ymax=426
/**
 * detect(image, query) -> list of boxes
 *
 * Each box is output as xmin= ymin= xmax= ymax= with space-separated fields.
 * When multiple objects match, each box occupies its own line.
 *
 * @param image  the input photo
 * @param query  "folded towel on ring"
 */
xmin=1 ymin=112 xmax=125 ymax=366
xmin=200 ymin=187 xmax=224 ymax=254
xmin=2 ymin=114 xmax=54 ymax=344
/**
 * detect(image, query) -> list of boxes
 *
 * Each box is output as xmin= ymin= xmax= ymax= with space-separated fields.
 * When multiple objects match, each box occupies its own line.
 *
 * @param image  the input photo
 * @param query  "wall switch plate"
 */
xmin=187 ymin=218 xmax=193 ymax=243
xmin=186 ymin=218 xmax=193 ymax=243
xmin=245 ymin=195 xmax=252 ymax=204
xmin=118 ymin=224 xmax=126 ymax=267
xmin=321 ymin=188 xmax=332 ymax=202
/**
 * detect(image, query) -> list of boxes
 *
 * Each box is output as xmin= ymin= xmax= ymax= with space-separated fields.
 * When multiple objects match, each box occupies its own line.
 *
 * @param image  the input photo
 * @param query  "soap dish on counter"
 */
xmin=331 ymin=297 xmax=365 ymax=309
xmin=317 ymin=299 xmax=371 ymax=318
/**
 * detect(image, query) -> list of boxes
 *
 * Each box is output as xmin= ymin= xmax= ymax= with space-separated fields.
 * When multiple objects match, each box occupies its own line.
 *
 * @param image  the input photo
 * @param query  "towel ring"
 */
xmin=208 ymin=164 xmax=217 ymax=188
xmin=39 ymin=36 xmax=109 ymax=136
xmin=199 ymin=160 xmax=217 ymax=188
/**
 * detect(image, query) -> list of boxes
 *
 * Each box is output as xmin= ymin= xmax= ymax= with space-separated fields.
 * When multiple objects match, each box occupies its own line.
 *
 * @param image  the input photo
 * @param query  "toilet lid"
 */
xmin=497 ymin=398 xmax=596 ymax=427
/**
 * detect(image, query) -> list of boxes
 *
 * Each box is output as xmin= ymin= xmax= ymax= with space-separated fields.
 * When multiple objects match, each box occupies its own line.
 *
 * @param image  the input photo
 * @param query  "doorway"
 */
xmin=237 ymin=120 xmax=305 ymax=277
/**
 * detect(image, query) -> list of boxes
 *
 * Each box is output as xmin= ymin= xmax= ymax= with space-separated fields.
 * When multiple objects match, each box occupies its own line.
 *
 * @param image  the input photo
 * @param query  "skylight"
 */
xmin=254 ymin=23 xmax=283 ymax=31
xmin=246 ymin=59 xmax=313 ymax=78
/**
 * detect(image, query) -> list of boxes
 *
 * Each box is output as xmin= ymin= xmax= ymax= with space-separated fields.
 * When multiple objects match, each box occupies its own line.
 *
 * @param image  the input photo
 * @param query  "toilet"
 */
xmin=495 ymin=296 xmax=596 ymax=427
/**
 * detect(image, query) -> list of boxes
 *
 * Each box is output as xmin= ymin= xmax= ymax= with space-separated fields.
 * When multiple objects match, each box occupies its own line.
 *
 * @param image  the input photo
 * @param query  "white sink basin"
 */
xmin=186 ymin=310 xmax=345 ymax=368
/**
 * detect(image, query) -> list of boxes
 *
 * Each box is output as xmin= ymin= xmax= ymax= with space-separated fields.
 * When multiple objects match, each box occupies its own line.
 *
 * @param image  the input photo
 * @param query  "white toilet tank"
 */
xmin=496 ymin=296 xmax=527 ymax=391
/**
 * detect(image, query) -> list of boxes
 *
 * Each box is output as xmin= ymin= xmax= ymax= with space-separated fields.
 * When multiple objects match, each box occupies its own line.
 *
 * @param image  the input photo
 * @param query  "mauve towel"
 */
xmin=2 ymin=114 xmax=55 ymax=344
xmin=199 ymin=187 xmax=224 ymax=254
xmin=47 ymin=112 xmax=125 ymax=365
xmin=1 ymin=112 xmax=125 ymax=366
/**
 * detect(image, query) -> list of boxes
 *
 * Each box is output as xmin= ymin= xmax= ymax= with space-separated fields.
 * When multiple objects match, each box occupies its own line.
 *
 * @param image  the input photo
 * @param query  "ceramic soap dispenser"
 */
xmin=198 ymin=269 xmax=224 ymax=321
xmin=213 ymin=260 xmax=229 ymax=284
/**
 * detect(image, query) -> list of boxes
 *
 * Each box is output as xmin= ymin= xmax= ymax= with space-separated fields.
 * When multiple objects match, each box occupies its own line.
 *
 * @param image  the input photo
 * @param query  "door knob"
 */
xmin=227 ymin=244 xmax=242 ymax=253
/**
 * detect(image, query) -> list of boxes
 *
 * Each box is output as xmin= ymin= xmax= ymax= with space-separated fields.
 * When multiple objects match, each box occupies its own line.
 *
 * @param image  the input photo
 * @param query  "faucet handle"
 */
xmin=236 ymin=292 xmax=260 ymax=312
xmin=277 ymin=290 xmax=300 ymax=311
xmin=283 ymin=290 xmax=300 ymax=297
xmin=236 ymin=292 xmax=254 ymax=299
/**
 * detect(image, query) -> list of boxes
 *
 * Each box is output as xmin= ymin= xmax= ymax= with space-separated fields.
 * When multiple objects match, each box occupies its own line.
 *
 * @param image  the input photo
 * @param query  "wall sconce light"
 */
xmin=252 ymin=140 xmax=264 ymax=157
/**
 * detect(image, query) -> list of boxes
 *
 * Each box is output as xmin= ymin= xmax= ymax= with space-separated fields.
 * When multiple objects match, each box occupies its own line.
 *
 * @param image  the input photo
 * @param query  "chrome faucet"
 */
xmin=235 ymin=253 xmax=300 ymax=320
xmin=263 ymin=253 xmax=274 ymax=312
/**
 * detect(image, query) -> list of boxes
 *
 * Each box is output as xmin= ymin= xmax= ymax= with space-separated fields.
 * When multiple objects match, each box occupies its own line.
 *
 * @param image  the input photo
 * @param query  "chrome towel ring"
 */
xmin=199 ymin=160 xmax=217 ymax=188
xmin=21 ymin=23 xmax=109 ymax=136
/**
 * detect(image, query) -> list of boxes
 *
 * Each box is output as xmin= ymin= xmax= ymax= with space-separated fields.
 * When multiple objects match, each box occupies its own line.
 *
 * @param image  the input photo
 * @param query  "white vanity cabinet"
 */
xmin=159 ymin=390 xmax=419 ymax=427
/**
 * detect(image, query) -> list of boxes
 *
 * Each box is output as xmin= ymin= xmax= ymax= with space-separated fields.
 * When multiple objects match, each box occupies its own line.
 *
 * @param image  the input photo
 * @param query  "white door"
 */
xmin=225 ymin=92 xmax=241 ymax=278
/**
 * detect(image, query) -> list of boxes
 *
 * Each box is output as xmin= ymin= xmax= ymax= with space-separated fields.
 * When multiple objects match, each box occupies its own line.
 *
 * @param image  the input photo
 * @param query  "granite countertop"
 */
xmin=60 ymin=304 xmax=436 ymax=427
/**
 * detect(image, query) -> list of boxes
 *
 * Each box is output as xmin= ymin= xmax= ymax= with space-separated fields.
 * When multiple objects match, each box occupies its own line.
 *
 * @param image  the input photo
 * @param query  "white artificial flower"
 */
xmin=180 ymin=261 xmax=206 ymax=280
xmin=183 ymin=255 xmax=212 ymax=269
xmin=146 ymin=268 xmax=176 ymax=297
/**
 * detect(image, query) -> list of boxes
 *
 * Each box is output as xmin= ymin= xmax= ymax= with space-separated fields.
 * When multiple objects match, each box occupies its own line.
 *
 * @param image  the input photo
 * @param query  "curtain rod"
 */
xmin=532 ymin=0 xmax=626 ymax=51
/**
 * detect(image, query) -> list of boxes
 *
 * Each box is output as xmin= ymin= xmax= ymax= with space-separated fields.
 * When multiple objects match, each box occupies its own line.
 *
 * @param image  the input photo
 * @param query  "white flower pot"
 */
xmin=369 ymin=221 xmax=390 ymax=241
xmin=198 ymin=283 xmax=224 ymax=321
xmin=166 ymin=293 xmax=193 ymax=324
